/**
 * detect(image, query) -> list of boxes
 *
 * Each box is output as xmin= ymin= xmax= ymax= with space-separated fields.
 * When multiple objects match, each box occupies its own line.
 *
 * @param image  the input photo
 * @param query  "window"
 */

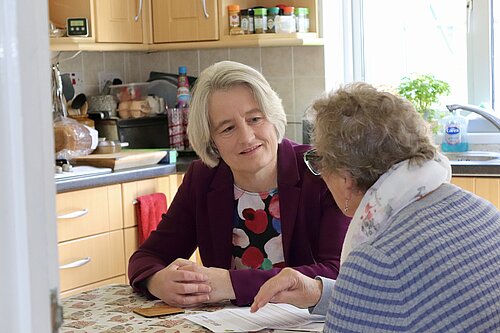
xmin=323 ymin=0 xmax=499 ymax=133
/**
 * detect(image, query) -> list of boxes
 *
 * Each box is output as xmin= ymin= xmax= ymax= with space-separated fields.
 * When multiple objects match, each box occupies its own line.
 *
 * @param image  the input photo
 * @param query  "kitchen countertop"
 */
xmin=56 ymin=155 xmax=197 ymax=193
xmin=450 ymin=162 xmax=500 ymax=176
xmin=55 ymin=156 xmax=500 ymax=193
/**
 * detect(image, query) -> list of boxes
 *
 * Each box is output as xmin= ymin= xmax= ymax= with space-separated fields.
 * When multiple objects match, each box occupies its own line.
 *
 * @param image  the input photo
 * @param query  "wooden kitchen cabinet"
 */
xmin=95 ymin=0 xmax=145 ymax=43
xmin=152 ymin=0 xmax=218 ymax=43
xmin=49 ymin=0 xmax=321 ymax=51
xmin=121 ymin=173 xmax=193 ymax=280
xmin=57 ymin=173 xmax=186 ymax=297
xmin=451 ymin=177 xmax=500 ymax=209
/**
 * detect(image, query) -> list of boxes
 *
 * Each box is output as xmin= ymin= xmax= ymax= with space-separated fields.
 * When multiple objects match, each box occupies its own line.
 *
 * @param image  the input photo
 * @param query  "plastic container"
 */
xmin=267 ymin=7 xmax=279 ymax=33
xmin=275 ymin=6 xmax=295 ymax=33
xmin=110 ymin=82 xmax=150 ymax=103
xmin=254 ymin=8 xmax=267 ymax=34
xmin=294 ymin=7 xmax=309 ymax=32
xmin=441 ymin=111 xmax=469 ymax=152
xmin=176 ymin=66 xmax=191 ymax=108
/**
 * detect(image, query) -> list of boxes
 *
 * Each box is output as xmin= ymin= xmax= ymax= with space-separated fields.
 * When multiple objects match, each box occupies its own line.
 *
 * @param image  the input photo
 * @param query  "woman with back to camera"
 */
xmin=251 ymin=82 xmax=500 ymax=332
xmin=128 ymin=61 xmax=351 ymax=307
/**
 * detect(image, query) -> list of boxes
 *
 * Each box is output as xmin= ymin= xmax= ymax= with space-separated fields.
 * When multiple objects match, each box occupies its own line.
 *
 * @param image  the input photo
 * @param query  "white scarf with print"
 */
xmin=340 ymin=152 xmax=452 ymax=265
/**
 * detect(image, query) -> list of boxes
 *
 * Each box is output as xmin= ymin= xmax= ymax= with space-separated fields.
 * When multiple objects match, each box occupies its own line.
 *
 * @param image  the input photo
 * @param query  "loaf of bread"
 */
xmin=54 ymin=118 xmax=96 ymax=160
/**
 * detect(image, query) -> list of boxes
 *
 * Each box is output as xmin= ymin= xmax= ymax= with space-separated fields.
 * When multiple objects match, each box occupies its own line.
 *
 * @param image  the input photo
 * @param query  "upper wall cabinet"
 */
xmin=95 ymin=0 xmax=143 ymax=43
xmin=152 ymin=0 xmax=218 ymax=43
xmin=49 ymin=0 xmax=321 ymax=51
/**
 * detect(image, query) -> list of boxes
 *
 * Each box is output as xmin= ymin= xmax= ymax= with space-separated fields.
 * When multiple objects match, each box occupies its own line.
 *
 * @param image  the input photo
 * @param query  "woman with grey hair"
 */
xmin=128 ymin=61 xmax=350 ymax=307
xmin=252 ymin=82 xmax=500 ymax=332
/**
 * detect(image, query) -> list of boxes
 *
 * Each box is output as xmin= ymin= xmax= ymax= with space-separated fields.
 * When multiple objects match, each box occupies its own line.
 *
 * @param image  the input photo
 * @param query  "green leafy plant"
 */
xmin=397 ymin=74 xmax=451 ymax=122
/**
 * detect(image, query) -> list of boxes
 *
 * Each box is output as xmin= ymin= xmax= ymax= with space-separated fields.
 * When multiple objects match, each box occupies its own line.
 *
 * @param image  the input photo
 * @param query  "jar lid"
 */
xmin=267 ymin=7 xmax=280 ymax=15
xmin=228 ymin=4 xmax=240 ymax=11
xmin=294 ymin=7 xmax=308 ymax=15
xmin=240 ymin=8 xmax=249 ymax=15
xmin=253 ymin=8 xmax=267 ymax=15
xmin=283 ymin=6 xmax=295 ymax=14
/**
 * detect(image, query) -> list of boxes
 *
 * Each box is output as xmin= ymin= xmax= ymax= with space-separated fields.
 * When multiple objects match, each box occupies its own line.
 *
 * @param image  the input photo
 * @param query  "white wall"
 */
xmin=0 ymin=0 xmax=59 ymax=332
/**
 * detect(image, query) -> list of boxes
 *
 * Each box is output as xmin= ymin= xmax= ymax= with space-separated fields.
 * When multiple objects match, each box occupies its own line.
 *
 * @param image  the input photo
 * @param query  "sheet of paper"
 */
xmin=185 ymin=303 xmax=325 ymax=333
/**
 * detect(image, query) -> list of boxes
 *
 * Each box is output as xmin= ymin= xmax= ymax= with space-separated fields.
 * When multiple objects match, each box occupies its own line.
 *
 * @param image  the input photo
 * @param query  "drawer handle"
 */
xmin=134 ymin=0 xmax=143 ymax=22
xmin=201 ymin=0 xmax=209 ymax=18
xmin=57 ymin=208 xmax=88 ymax=219
xmin=59 ymin=257 xmax=91 ymax=269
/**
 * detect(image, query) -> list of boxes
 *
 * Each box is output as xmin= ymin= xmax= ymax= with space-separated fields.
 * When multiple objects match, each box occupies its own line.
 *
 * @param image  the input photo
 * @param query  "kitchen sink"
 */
xmin=443 ymin=151 xmax=500 ymax=163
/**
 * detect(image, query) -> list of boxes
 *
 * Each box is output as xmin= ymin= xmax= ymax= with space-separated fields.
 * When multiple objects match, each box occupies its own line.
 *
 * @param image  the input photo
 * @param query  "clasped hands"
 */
xmin=146 ymin=258 xmax=236 ymax=307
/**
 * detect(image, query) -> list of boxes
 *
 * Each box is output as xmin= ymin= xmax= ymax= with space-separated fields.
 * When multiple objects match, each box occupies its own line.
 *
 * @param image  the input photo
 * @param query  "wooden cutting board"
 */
xmin=72 ymin=151 xmax=167 ymax=170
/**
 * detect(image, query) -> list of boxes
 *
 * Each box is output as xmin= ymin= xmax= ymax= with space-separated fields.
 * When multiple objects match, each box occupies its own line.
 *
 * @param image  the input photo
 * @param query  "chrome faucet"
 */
xmin=446 ymin=104 xmax=500 ymax=131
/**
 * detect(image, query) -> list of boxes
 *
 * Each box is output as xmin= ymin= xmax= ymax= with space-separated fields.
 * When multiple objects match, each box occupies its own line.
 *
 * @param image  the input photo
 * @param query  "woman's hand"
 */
xmin=146 ymin=258 xmax=212 ymax=307
xmin=250 ymin=268 xmax=323 ymax=312
xmin=178 ymin=265 xmax=236 ymax=303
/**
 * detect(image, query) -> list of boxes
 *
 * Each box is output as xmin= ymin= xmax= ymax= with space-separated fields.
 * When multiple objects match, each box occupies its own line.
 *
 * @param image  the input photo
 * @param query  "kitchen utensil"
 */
xmin=71 ymin=93 xmax=87 ymax=110
xmin=61 ymin=73 xmax=75 ymax=102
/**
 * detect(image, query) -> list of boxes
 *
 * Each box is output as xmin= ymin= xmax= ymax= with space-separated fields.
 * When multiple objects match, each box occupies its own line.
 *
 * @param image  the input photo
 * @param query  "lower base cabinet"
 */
xmin=58 ymin=173 xmax=185 ymax=297
xmin=451 ymin=177 xmax=500 ymax=209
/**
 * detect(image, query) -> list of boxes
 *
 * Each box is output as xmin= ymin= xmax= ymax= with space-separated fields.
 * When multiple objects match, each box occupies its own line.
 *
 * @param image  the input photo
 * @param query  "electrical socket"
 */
xmin=67 ymin=72 xmax=84 ymax=96
xmin=98 ymin=72 xmax=123 ymax=93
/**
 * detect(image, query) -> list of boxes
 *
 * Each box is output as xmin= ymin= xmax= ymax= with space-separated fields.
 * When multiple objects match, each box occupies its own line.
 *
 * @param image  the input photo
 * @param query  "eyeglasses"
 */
xmin=303 ymin=149 xmax=322 ymax=176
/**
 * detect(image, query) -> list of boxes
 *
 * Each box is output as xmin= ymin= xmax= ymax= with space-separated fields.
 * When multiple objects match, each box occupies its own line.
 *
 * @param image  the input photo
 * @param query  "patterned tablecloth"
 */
xmin=61 ymin=284 xmax=230 ymax=333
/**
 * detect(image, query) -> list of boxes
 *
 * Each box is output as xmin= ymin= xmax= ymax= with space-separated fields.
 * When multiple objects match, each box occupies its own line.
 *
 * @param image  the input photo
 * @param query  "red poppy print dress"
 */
xmin=231 ymin=185 xmax=285 ymax=270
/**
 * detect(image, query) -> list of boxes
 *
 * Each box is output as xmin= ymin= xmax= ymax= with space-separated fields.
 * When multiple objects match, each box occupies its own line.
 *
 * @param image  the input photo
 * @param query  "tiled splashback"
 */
xmin=55 ymin=46 xmax=325 ymax=143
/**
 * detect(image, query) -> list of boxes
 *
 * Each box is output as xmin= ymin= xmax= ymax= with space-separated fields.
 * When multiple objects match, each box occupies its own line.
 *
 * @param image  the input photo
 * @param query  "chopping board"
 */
xmin=72 ymin=151 xmax=167 ymax=170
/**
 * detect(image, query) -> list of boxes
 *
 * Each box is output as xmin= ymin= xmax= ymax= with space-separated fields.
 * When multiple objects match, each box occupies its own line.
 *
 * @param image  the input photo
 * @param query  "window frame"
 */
xmin=323 ymin=0 xmax=493 ymax=109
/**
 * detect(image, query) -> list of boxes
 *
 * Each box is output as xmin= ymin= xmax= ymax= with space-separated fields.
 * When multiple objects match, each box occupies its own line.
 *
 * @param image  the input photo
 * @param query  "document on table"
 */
xmin=185 ymin=303 xmax=325 ymax=332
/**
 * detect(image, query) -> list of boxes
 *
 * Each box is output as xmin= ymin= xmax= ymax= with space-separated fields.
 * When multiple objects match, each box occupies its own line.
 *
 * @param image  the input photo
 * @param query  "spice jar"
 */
xmin=253 ymin=8 xmax=267 ymax=34
xmin=240 ymin=9 xmax=253 ymax=34
xmin=294 ymin=7 xmax=309 ymax=33
xmin=266 ymin=7 xmax=279 ymax=33
xmin=275 ymin=6 xmax=295 ymax=33
xmin=228 ymin=5 xmax=243 ymax=35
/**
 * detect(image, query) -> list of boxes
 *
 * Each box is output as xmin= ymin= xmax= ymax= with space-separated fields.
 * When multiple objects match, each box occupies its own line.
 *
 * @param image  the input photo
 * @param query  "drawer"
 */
xmin=59 ymin=230 xmax=125 ymax=292
xmin=56 ymin=184 xmax=123 ymax=242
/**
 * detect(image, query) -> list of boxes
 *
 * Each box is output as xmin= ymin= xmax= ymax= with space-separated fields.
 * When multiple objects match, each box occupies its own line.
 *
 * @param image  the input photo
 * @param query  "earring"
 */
xmin=344 ymin=198 xmax=349 ymax=213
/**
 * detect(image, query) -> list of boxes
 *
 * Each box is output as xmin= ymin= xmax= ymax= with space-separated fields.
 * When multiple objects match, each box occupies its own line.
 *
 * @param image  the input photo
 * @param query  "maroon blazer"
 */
xmin=128 ymin=139 xmax=350 ymax=306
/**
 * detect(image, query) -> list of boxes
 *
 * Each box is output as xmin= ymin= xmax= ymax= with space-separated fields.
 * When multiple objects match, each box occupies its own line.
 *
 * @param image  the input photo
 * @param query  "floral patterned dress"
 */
xmin=231 ymin=185 xmax=285 ymax=270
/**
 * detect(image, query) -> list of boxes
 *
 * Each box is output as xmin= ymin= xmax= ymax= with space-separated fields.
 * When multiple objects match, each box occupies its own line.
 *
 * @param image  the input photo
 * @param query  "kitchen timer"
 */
xmin=66 ymin=18 xmax=89 ymax=37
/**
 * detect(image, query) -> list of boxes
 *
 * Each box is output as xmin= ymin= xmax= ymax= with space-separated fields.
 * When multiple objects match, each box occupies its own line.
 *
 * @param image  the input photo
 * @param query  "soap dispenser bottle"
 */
xmin=441 ymin=111 xmax=469 ymax=152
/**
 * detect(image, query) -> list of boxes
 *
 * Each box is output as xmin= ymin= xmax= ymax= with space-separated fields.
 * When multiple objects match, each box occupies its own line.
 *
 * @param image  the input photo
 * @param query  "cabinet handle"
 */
xmin=57 ymin=208 xmax=88 ymax=219
xmin=59 ymin=257 xmax=91 ymax=269
xmin=135 ymin=0 xmax=143 ymax=22
xmin=201 ymin=0 xmax=209 ymax=18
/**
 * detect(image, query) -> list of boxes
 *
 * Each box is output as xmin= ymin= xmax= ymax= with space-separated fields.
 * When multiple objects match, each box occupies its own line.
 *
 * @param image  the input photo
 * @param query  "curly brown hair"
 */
xmin=310 ymin=82 xmax=437 ymax=191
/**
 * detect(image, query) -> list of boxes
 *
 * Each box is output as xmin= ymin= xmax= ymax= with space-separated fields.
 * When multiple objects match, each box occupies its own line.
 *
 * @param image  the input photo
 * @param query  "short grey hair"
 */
xmin=311 ymin=82 xmax=437 ymax=191
xmin=187 ymin=61 xmax=287 ymax=167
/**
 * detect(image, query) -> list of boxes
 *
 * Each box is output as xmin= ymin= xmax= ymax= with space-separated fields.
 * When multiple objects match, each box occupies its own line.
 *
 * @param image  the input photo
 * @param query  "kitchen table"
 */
xmin=61 ymin=284 xmax=230 ymax=332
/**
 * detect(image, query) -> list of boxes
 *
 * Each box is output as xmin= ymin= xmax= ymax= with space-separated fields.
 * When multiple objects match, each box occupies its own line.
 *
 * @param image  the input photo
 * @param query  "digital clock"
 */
xmin=66 ymin=18 xmax=89 ymax=37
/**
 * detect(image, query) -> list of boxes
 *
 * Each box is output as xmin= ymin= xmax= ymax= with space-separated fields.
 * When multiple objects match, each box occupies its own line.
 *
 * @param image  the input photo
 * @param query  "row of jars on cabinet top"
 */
xmin=228 ymin=5 xmax=310 ymax=35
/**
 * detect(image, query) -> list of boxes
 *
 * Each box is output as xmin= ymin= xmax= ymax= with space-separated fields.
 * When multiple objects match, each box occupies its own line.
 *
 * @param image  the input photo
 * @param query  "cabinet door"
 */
xmin=95 ymin=0 xmax=143 ymax=43
xmin=152 ymin=0 xmax=218 ymax=43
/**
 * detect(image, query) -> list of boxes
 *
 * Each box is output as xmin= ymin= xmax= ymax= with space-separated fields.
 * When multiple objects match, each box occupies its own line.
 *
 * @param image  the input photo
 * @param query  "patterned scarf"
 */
xmin=340 ymin=152 xmax=452 ymax=264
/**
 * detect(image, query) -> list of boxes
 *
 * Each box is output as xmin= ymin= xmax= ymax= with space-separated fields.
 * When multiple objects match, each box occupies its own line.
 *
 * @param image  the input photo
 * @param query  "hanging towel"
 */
xmin=135 ymin=192 xmax=168 ymax=245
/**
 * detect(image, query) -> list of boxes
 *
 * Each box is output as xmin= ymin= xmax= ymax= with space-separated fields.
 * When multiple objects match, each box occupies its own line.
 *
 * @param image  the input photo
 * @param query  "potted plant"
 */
xmin=397 ymin=74 xmax=451 ymax=131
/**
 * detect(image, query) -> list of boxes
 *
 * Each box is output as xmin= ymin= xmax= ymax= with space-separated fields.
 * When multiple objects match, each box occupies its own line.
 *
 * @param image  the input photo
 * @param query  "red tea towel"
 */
xmin=135 ymin=193 xmax=168 ymax=245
